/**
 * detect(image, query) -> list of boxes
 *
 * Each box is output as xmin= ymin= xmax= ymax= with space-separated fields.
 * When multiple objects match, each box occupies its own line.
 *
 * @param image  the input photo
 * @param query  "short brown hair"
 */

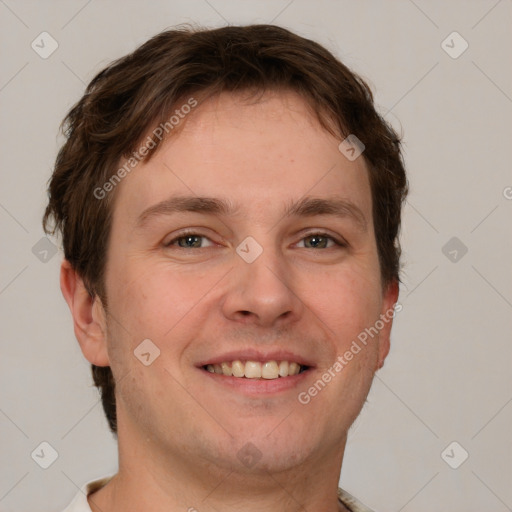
xmin=43 ymin=24 xmax=408 ymax=434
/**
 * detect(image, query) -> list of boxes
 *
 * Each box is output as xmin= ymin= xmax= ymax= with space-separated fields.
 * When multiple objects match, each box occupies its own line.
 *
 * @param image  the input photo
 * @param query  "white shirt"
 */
xmin=62 ymin=475 xmax=375 ymax=512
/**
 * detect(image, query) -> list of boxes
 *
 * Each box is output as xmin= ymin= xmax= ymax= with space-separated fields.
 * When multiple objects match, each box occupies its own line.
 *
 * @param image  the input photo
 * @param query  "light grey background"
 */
xmin=1 ymin=1 xmax=511 ymax=511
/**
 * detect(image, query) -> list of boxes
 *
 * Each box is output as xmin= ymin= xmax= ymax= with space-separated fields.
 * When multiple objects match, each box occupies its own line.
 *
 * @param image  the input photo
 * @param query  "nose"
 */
xmin=221 ymin=244 xmax=303 ymax=328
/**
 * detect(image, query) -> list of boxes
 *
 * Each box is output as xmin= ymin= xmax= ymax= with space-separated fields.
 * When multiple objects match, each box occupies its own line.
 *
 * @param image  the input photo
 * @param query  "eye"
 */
xmin=164 ymin=232 xmax=214 ymax=249
xmin=163 ymin=231 xmax=346 ymax=250
xmin=296 ymin=233 xmax=345 ymax=249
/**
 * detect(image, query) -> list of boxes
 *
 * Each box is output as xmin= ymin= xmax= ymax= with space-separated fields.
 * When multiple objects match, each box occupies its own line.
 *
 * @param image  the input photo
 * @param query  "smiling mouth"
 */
xmin=202 ymin=360 xmax=309 ymax=379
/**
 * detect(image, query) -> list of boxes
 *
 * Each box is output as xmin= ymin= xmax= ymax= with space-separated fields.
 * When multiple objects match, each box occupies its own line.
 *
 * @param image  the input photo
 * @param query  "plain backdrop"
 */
xmin=1 ymin=1 xmax=511 ymax=511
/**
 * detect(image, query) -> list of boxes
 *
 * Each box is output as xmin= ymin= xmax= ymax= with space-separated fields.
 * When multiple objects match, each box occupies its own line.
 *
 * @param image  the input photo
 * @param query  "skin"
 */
xmin=61 ymin=90 xmax=398 ymax=512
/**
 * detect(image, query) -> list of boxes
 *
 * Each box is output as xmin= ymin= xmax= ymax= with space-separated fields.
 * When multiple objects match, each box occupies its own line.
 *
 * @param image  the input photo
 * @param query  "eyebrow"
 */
xmin=136 ymin=195 xmax=367 ymax=232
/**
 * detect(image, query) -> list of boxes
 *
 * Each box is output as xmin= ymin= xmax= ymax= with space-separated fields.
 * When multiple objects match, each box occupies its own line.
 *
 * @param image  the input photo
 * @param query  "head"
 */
xmin=44 ymin=24 xmax=407 ymax=474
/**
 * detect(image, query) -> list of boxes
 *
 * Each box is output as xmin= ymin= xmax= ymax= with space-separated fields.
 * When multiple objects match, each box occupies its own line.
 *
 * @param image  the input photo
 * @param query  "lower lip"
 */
xmin=199 ymin=368 xmax=311 ymax=395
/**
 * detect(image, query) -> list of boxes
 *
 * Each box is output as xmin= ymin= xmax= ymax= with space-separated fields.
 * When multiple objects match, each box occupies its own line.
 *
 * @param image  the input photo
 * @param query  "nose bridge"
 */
xmin=222 ymin=234 xmax=302 ymax=325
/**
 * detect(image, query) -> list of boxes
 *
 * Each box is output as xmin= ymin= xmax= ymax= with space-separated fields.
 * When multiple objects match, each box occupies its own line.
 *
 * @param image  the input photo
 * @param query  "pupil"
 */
xmin=182 ymin=236 xmax=199 ymax=247
xmin=309 ymin=236 xmax=325 ymax=248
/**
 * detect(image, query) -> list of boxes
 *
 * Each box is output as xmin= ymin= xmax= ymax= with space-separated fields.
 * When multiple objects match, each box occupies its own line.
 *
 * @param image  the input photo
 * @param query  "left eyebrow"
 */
xmin=135 ymin=194 xmax=367 ymax=232
xmin=284 ymin=196 xmax=368 ymax=232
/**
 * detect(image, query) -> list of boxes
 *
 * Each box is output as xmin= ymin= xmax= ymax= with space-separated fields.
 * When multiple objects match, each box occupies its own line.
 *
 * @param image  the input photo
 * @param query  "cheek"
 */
xmin=311 ymin=265 xmax=383 ymax=403
xmin=107 ymin=260 xmax=208 ymax=337
xmin=104 ymin=260 xmax=227 ymax=384
xmin=308 ymin=263 xmax=383 ymax=344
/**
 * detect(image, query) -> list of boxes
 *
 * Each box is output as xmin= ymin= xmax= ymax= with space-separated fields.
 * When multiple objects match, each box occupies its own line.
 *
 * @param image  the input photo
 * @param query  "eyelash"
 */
xmin=164 ymin=230 xmax=347 ymax=250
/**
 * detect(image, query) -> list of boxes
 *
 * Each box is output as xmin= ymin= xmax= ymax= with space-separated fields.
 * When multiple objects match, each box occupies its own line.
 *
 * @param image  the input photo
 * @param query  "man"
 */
xmin=44 ymin=24 xmax=407 ymax=512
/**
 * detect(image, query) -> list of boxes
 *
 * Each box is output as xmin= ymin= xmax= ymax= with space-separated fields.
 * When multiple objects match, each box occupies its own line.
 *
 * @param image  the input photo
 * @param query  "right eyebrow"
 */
xmin=136 ymin=195 xmax=240 ymax=228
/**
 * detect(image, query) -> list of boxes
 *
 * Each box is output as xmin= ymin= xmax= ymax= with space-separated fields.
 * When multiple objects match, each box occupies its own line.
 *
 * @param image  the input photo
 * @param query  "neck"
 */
xmin=88 ymin=422 xmax=349 ymax=512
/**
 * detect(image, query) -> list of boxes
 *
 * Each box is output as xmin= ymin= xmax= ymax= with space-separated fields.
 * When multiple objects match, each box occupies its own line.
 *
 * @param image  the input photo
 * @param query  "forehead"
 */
xmin=112 ymin=90 xmax=373 ymax=228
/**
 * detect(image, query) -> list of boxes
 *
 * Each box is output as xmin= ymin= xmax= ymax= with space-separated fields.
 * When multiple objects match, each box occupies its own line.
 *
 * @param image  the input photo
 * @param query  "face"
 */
xmin=95 ymin=91 xmax=397 ymax=475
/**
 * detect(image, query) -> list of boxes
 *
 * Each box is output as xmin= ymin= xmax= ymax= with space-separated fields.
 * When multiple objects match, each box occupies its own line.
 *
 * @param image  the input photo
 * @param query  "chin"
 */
xmin=209 ymin=424 xmax=322 ymax=475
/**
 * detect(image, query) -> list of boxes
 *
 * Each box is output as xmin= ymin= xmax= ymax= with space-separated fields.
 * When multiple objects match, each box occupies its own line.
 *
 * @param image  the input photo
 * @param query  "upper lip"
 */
xmin=196 ymin=349 xmax=315 ymax=368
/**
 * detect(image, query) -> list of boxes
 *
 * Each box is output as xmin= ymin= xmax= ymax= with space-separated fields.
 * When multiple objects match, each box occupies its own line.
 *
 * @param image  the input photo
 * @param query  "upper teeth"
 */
xmin=205 ymin=360 xmax=302 ymax=379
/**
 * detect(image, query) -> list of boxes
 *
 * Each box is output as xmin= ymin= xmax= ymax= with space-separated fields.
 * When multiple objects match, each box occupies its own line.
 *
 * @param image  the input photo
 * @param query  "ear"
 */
xmin=60 ymin=259 xmax=110 ymax=366
xmin=376 ymin=279 xmax=399 ymax=370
